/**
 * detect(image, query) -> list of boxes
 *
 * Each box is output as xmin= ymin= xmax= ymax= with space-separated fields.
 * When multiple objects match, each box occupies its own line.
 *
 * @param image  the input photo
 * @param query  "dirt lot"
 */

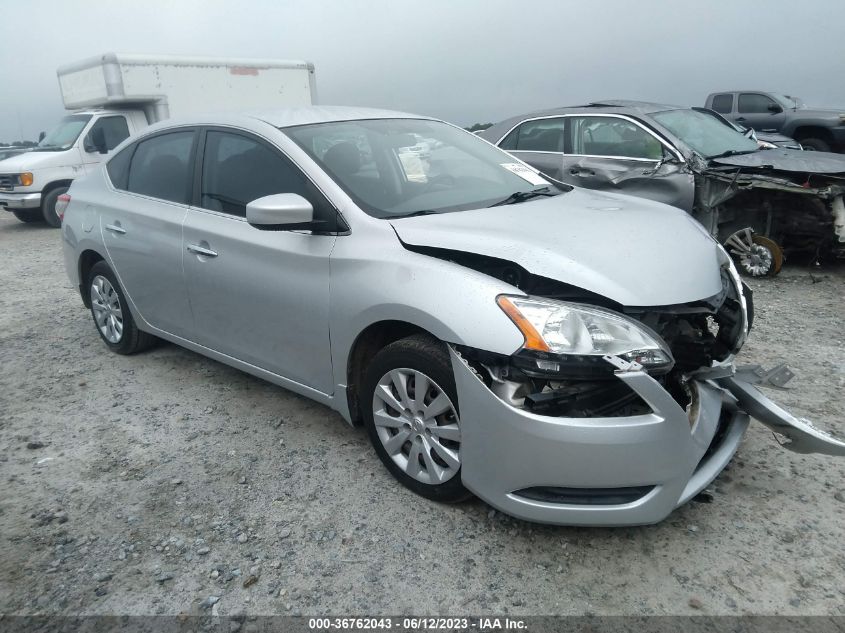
xmin=0 ymin=211 xmax=843 ymax=617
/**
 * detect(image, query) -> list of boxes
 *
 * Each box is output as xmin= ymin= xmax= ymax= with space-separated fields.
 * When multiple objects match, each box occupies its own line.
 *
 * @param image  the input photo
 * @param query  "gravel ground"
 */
xmin=0 ymin=212 xmax=843 ymax=617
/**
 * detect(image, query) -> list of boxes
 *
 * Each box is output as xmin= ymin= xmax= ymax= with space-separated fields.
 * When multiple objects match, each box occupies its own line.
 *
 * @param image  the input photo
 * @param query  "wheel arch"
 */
xmin=345 ymin=320 xmax=439 ymax=425
xmin=790 ymin=125 xmax=834 ymax=144
xmin=77 ymin=249 xmax=106 ymax=308
xmin=41 ymin=179 xmax=74 ymax=202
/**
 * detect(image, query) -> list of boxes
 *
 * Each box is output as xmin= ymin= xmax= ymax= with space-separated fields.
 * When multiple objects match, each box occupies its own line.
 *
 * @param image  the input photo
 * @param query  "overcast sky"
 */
xmin=2 ymin=0 xmax=845 ymax=142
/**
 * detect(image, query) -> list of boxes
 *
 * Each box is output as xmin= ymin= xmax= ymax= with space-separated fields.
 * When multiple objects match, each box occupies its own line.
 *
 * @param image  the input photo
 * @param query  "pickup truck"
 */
xmin=0 ymin=53 xmax=316 ymax=226
xmin=705 ymin=91 xmax=845 ymax=152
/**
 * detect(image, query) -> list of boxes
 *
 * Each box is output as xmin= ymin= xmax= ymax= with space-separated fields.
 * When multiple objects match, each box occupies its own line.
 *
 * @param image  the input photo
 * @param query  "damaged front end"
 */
xmin=446 ymin=254 xmax=844 ymax=525
xmin=693 ymin=154 xmax=845 ymax=276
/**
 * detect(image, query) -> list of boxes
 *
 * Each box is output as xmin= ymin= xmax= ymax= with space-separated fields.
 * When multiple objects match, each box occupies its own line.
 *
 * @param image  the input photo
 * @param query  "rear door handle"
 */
xmin=736 ymin=117 xmax=746 ymax=122
xmin=570 ymin=168 xmax=595 ymax=177
xmin=186 ymin=243 xmax=218 ymax=258
xmin=104 ymin=223 xmax=126 ymax=235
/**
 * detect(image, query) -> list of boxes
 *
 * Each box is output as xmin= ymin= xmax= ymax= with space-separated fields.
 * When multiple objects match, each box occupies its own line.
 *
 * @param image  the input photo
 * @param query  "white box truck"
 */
xmin=0 ymin=53 xmax=316 ymax=226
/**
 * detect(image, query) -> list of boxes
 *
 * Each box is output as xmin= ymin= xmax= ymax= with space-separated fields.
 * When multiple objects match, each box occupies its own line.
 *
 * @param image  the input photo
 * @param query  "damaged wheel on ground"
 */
xmin=724 ymin=229 xmax=784 ymax=277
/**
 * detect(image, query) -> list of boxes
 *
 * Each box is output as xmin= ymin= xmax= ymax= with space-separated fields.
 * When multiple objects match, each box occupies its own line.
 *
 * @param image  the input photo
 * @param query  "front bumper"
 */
xmin=0 ymin=191 xmax=42 ymax=210
xmin=451 ymin=349 xmax=843 ymax=526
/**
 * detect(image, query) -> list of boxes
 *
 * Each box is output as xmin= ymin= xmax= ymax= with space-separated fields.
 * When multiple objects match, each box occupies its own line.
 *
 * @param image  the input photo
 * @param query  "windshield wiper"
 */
xmin=489 ymin=187 xmax=558 ymax=207
xmin=707 ymin=149 xmax=757 ymax=160
xmin=391 ymin=209 xmax=440 ymax=219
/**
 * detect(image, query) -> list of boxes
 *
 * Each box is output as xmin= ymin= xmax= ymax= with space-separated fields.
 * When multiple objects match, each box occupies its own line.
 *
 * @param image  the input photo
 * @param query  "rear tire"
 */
xmin=86 ymin=261 xmax=156 ymax=354
xmin=798 ymin=137 xmax=830 ymax=152
xmin=362 ymin=334 xmax=470 ymax=504
xmin=12 ymin=209 xmax=43 ymax=223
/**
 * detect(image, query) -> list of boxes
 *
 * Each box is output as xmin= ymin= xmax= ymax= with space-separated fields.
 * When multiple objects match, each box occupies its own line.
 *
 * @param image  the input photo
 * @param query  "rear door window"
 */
xmin=126 ymin=131 xmax=195 ymax=204
xmin=499 ymin=118 xmax=565 ymax=152
xmin=711 ymin=94 xmax=734 ymax=114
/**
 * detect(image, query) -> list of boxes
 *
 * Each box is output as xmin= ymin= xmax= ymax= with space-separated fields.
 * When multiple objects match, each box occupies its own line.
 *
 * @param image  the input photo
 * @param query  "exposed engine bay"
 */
xmin=412 ymin=245 xmax=751 ymax=419
xmin=695 ymin=160 xmax=845 ymax=274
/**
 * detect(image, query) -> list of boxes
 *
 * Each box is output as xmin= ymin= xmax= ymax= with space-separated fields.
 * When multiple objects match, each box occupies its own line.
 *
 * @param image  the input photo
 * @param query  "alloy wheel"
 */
xmin=372 ymin=368 xmax=461 ymax=485
xmin=90 ymin=275 xmax=124 ymax=343
xmin=725 ymin=229 xmax=784 ymax=277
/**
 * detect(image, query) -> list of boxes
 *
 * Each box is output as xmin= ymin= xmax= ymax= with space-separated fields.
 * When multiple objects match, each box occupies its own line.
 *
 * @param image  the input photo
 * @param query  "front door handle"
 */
xmin=736 ymin=117 xmax=746 ymax=122
xmin=570 ymin=168 xmax=595 ymax=177
xmin=186 ymin=243 xmax=218 ymax=258
xmin=104 ymin=223 xmax=126 ymax=235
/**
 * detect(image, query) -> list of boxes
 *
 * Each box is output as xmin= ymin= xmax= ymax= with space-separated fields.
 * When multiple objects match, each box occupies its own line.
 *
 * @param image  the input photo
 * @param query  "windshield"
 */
xmin=34 ymin=114 xmax=92 ymax=151
xmin=284 ymin=118 xmax=563 ymax=218
xmin=651 ymin=108 xmax=759 ymax=159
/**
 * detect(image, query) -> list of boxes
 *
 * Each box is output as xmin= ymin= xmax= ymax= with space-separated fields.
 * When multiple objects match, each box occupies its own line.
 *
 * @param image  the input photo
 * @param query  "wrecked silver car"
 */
xmin=480 ymin=101 xmax=845 ymax=276
xmin=62 ymin=107 xmax=845 ymax=526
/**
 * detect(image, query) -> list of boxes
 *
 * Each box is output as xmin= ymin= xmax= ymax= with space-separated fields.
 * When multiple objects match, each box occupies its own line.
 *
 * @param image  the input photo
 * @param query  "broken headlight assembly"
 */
xmin=497 ymin=295 xmax=674 ymax=378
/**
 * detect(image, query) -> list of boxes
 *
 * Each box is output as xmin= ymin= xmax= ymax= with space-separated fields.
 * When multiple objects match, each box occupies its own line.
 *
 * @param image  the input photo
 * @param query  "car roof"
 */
xmin=139 ymin=106 xmax=438 ymax=136
xmin=246 ymin=105 xmax=432 ymax=128
xmin=517 ymin=100 xmax=685 ymax=118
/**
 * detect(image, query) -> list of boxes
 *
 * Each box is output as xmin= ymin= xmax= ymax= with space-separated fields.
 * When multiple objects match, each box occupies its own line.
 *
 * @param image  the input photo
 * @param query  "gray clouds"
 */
xmin=1 ymin=0 xmax=844 ymax=141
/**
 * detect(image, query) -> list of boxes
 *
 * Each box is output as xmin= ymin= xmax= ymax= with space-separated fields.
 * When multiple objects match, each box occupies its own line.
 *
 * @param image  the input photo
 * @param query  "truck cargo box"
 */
xmin=57 ymin=53 xmax=316 ymax=122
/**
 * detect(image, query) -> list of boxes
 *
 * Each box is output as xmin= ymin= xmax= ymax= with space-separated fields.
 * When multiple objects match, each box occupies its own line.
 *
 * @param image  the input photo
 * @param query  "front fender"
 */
xmin=328 ymin=226 xmax=524 ymax=404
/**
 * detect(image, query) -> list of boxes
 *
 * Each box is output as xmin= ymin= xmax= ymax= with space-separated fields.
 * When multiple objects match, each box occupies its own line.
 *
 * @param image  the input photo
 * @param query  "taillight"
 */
xmin=55 ymin=193 xmax=71 ymax=222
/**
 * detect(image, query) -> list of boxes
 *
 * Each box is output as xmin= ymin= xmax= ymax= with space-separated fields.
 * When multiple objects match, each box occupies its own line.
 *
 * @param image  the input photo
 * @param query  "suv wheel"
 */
xmin=362 ymin=334 xmax=470 ymax=503
xmin=798 ymin=137 xmax=831 ymax=152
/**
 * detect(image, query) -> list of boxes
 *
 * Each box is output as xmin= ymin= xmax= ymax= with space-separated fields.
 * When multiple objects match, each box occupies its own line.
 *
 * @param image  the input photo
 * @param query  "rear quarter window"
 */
xmin=106 ymin=145 xmax=134 ymax=190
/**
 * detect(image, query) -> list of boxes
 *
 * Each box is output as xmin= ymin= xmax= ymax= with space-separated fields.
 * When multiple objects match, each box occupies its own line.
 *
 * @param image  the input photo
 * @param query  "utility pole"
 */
xmin=16 ymin=107 xmax=24 ymax=142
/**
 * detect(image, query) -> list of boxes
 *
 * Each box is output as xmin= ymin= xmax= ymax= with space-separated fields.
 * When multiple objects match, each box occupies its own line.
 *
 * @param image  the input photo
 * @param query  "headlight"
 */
xmin=497 ymin=295 xmax=673 ymax=374
xmin=717 ymin=246 xmax=749 ymax=350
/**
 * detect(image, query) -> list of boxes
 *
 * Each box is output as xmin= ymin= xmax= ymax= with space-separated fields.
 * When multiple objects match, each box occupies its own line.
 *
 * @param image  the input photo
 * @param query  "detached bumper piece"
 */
xmin=451 ymin=348 xmax=843 ymax=526
xmin=718 ymin=369 xmax=845 ymax=456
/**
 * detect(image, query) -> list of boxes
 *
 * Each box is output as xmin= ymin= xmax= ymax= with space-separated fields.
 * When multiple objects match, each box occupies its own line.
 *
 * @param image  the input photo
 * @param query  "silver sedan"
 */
xmin=61 ymin=106 xmax=845 ymax=526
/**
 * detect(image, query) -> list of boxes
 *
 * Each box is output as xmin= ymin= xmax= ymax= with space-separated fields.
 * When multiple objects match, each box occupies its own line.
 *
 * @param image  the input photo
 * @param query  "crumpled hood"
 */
xmin=391 ymin=188 xmax=724 ymax=307
xmin=755 ymin=131 xmax=798 ymax=144
xmin=711 ymin=148 xmax=845 ymax=174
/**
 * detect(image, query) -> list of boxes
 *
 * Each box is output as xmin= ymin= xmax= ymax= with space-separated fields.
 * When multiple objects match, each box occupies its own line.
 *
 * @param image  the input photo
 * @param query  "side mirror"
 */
xmin=246 ymin=193 xmax=314 ymax=230
xmin=38 ymin=131 xmax=46 ymax=142
xmin=767 ymin=103 xmax=783 ymax=114
xmin=84 ymin=127 xmax=108 ymax=154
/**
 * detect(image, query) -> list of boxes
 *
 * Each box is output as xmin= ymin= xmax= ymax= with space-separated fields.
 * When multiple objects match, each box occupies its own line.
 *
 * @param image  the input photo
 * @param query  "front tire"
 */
xmin=362 ymin=334 xmax=470 ymax=503
xmin=86 ymin=261 xmax=156 ymax=354
xmin=12 ymin=209 xmax=43 ymax=223
xmin=41 ymin=186 xmax=69 ymax=228
xmin=724 ymin=229 xmax=784 ymax=277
